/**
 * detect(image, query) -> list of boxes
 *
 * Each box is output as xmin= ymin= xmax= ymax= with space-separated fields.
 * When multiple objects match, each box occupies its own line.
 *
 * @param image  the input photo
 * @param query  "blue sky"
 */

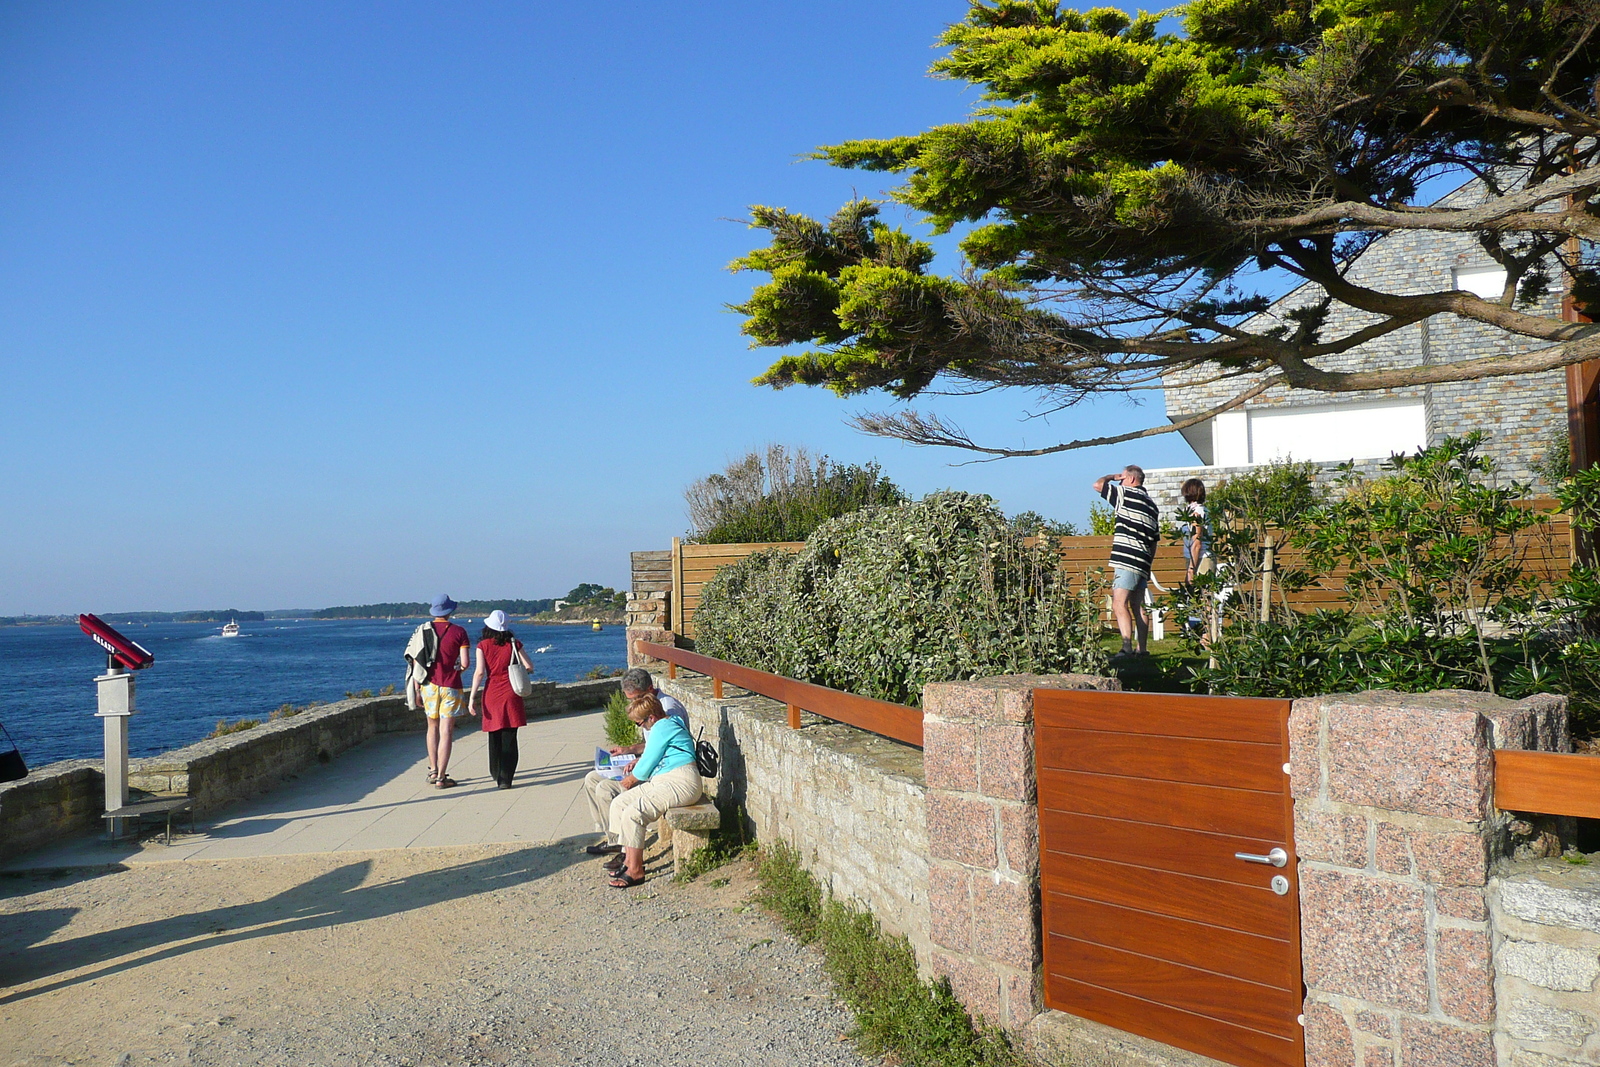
xmin=0 ymin=2 xmax=1199 ymax=615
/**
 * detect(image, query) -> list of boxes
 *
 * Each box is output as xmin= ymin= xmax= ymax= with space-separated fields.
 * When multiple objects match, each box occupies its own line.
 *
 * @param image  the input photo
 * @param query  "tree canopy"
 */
xmin=731 ymin=0 xmax=1600 ymax=456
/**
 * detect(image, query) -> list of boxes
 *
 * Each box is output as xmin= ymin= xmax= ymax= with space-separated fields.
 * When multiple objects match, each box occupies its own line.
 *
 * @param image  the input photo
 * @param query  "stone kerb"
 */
xmin=921 ymin=673 xmax=1120 ymax=1032
xmin=1289 ymin=689 xmax=1569 ymax=1067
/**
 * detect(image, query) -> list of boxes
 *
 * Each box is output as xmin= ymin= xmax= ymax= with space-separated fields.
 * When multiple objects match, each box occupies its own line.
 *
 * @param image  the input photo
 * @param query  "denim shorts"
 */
xmin=1112 ymin=566 xmax=1150 ymax=594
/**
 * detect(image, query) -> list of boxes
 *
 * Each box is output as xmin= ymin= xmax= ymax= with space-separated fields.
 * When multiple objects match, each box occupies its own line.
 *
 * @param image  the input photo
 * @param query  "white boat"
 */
xmin=534 ymin=645 xmax=553 ymax=654
xmin=221 ymin=619 xmax=241 ymax=638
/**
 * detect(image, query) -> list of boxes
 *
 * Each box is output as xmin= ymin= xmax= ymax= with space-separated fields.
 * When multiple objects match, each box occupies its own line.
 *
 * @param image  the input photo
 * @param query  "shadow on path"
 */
xmin=0 ymin=838 xmax=590 ymax=1001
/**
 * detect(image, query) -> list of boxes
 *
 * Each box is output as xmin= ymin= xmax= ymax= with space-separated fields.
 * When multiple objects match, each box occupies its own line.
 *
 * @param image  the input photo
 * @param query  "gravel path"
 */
xmin=0 ymin=840 xmax=875 ymax=1067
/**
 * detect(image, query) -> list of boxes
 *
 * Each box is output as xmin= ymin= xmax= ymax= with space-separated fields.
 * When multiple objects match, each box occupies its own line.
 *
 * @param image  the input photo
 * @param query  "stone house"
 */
xmin=1146 ymin=180 xmax=1577 ymax=513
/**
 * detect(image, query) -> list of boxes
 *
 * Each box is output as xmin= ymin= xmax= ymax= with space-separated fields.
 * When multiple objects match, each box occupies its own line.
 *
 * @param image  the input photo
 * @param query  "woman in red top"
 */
xmin=467 ymin=610 xmax=530 ymax=789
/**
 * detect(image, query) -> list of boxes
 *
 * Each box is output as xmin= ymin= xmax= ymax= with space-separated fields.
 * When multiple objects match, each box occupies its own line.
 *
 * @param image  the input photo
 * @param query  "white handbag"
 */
xmin=506 ymin=640 xmax=534 ymax=698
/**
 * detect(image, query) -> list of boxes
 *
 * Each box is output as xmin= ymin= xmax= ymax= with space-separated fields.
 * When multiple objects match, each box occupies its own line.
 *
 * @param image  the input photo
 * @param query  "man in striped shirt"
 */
xmin=1093 ymin=465 xmax=1159 ymax=655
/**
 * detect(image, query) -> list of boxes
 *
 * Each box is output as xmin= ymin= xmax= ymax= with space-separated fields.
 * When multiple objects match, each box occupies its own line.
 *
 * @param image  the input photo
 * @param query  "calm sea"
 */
xmin=0 ymin=618 xmax=627 ymax=768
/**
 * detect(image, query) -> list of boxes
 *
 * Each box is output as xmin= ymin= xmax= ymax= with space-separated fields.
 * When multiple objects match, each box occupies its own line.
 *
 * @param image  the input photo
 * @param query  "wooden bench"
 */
xmin=103 ymin=796 xmax=193 ymax=844
xmin=661 ymin=801 xmax=720 ymax=875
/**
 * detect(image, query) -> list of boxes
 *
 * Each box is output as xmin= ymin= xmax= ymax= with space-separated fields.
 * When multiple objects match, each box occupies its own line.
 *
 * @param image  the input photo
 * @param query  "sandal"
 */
xmin=608 ymin=873 xmax=646 ymax=889
xmin=436 ymin=775 xmax=458 ymax=789
xmin=426 ymin=768 xmax=438 ymax=784
xmin=585 ymin=843 xmax=622 ymax=855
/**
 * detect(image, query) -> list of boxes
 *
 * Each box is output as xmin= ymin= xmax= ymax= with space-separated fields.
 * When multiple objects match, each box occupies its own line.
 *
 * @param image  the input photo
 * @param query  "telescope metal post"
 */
xmin=95 ymin=661 xmax=135 ymax=839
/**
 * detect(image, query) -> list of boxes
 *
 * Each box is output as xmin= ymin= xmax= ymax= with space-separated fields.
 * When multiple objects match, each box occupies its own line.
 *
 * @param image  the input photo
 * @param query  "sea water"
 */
xmin=0 ymin=618 xmax=627 ymax=768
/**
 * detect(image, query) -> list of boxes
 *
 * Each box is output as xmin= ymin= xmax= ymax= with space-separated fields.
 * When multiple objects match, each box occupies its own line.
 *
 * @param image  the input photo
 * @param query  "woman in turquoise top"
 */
xmin=606 ymin=693 xmax=703 ymax=888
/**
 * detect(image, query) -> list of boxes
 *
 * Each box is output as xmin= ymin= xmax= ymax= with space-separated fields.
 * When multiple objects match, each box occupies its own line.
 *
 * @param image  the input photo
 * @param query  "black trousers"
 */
xmin=487 ymin=728 xmax=519 ymax=785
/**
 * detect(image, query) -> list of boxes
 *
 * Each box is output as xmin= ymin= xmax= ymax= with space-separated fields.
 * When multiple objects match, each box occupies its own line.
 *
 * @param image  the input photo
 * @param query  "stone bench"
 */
xmin=661 ymin=801 xmax=720 ymax=875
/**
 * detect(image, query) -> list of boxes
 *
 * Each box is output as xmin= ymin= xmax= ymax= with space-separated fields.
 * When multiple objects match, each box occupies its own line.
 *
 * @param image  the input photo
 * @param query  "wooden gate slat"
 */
xmin=1034 ymin=687 xmax=1302 ymax=1067
xmin=1039 ymin=767 xmax=1285 ymax=839
xmin=1042 ymin=861 xmax=1293 ymax=939
xmin=1040 ymin=809 xmax=1288 ymax=885
xmin=1048 ymin=935 xmax=1301 ymax=1035
xmin=1037 ymin=690 xmax=1293 ymax=742
xmin=1037 ymin=726 xmax=1284 ymax=791
xmin=1045 ymin=977 xmax=1301 ymax=1067
xmin=1044 ymin=893 xmax=1296 ymax=991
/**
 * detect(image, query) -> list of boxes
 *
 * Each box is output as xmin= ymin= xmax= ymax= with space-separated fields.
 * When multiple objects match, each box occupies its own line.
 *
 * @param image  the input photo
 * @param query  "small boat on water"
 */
xmin=534 ymin=645 xmax=553 ymax=654
xmin=220 ymin=619 xmax=241 ymax=638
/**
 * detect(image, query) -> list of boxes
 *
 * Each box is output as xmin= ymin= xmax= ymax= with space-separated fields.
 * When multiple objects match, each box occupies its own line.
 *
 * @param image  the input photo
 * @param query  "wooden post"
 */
xmin=668 ymin=662 xmax=677 ymax=680
xmin=787 ymin=703 xmax=801 ymax=729
xmin=712 ymin=677 xmax=723 ymax=699
xmin=1260 ymin=534 xmax=1276 ymax=623
xmin=670 ymin=537 xmax=683 ymax=633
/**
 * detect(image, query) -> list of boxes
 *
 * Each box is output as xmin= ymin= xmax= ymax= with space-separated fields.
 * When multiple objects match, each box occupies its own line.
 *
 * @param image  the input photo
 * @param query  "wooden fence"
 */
xmin=634 ymin=637 xmax=923 ymax=747
xmin=664 ymin=503 xmax=1573 ymax=636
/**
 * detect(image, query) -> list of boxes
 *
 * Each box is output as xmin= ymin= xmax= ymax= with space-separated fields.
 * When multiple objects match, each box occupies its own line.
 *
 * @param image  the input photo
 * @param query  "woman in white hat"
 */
xmin=468 ymin=609 xmax=530 ymax=788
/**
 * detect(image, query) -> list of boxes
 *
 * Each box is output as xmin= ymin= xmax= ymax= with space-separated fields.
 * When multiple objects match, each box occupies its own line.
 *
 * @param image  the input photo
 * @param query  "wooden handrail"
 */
xmin=634 ymin=639 xmax=924 ymax=748
xmin=1495 ymin=750 xmax=1600 ymax=819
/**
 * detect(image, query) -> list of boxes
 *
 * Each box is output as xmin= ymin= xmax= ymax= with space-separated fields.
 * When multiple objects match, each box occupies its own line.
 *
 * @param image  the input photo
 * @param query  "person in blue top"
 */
xmin=605 ymin=692 xmax=702 ymax=888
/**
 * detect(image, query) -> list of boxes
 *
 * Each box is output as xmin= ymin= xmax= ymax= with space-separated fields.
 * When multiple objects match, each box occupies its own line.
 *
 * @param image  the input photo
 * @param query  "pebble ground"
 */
xmin=0 ymin=839 xmax=875 ymax=1067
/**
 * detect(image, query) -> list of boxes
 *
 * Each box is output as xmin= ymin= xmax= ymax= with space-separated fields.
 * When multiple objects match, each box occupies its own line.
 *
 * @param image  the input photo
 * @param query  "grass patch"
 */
xmin=1098 ymin=634 xmax=1204 ymax=694
xmin=206 ymin=718 xmax=260 ymax=738
xmin=753 ymin=840 xmax=1024 ymax=1067
xmin=602 ymin=689 xmax=641 ymax=748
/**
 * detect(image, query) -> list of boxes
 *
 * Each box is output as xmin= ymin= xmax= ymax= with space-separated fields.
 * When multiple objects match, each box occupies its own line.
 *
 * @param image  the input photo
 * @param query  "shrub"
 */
xmin=685 ymin=444 xmax=907 ymax=544
xmin=582 ymin=664 xmax=624 ymax=680
xmin=694 ymin=492 xmax=1108 ymax=705
xmin=207 ymin=718 xmax=259 ymax=738
xmin=754 ymin=840 xmax=1024 ymax=1067
xmin=602 ymin=690 xmax=640 ymax=748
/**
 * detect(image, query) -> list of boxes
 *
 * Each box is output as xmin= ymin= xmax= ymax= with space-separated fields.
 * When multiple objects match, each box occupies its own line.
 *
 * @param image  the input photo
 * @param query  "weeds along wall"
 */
xmin=657 ymin=672 xmax=934 ymax=963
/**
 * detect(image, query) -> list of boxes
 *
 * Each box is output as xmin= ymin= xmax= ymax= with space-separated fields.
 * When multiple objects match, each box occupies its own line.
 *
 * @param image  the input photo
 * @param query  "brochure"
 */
xmin=594 ymin=747 xmax=638 ymax=781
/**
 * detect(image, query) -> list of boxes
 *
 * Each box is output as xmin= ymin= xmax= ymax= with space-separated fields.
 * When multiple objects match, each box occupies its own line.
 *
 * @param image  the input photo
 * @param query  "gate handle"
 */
xmin=1235 ymin=847 xmax=1288 ymax=867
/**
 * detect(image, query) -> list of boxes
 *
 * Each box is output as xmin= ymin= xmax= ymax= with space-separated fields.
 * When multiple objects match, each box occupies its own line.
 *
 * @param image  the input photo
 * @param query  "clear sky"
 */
xmin=0 ymin=2 xmax=1199 ymax=615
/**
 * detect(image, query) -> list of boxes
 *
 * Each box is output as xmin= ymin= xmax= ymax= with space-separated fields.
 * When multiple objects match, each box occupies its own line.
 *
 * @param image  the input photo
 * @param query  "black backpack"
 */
xmin=694 ymin=726 xmax=719 ymax=779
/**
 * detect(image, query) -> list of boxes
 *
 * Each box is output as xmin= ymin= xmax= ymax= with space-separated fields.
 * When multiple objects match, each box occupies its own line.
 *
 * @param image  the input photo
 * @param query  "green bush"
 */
xmin=695 ymin=492 xmax=1108 ymax=705
xmin=755 ymin=840 xmax=1023 ymax=1067
xmin=602 ymin=689 xmax=641 ymax=748
xmin=685 ymin=444 xmax=907 ymax=544
xmin=207 ymin=718 xmax=260 ymax=738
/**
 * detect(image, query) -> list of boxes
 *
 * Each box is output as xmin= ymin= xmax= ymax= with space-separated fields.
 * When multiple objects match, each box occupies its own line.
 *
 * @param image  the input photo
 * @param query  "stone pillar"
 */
xmin=1290 ymin=690 xmax=1568 ymax=1067
xmin=921 ymin=672 xmax=1119 ymax=1032
xmin=625 ymin=626 xmax=673 ymax=669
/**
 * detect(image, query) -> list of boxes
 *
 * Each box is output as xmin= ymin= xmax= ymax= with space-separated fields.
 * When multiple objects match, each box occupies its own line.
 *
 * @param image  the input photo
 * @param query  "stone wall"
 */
xmin=1289 ymin=690 xmax=1570 ymax=1067
xmin=1491 ymin=863 xmax=1600 ymax=1065
xmin=0 ymin=680 xmax=620 ymax=862
xmin=658 ymin=673 xmax=932 ymax=960
xmin=921 ymin=674 xmax=1120 ymax=1031
xmin=628 ymin=550 xmax=671 ymax=634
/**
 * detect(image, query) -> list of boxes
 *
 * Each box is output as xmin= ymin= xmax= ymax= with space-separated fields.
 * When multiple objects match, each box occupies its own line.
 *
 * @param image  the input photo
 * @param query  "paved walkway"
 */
xmin=4 ymin=707 xmax=608 ymax=870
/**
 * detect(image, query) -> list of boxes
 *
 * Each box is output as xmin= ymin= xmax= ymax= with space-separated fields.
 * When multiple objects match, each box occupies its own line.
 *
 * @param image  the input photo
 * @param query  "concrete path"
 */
xmin=4 ymin=707 xmax=608 ymax=870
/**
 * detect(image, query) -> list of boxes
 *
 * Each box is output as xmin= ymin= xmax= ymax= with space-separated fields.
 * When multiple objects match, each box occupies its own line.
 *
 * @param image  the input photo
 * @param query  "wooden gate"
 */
xmin=1034 ymin=689 xmax=1303 ymax=1067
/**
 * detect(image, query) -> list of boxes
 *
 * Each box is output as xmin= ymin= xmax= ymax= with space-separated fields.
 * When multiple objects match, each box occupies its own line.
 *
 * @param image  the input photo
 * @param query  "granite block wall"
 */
xmin=659 ymin=672 xmax=932 ymax=961
xmin=1490 ymin=862 xmax=1600 ymax=1064
xmin=921 ymin=673 xmax=1121 ymax=1031
xmin=1289 ymin=690 xmax=1570 ymax=1067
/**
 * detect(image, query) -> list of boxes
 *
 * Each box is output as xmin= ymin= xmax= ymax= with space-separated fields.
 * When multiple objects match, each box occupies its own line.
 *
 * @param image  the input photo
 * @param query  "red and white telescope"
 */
xmin=78 ymin=613 xmax=155 ymax=671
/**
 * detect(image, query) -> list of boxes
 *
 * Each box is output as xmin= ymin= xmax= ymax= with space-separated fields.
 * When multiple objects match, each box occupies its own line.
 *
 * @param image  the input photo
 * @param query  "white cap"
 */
xmin=484 ymin=610 xmax=509 ymax=631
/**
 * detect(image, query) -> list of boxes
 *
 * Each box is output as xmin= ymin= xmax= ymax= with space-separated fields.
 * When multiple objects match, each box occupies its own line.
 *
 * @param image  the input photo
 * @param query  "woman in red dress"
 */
xmin=467 ymin=609 xmax=530 ymax=789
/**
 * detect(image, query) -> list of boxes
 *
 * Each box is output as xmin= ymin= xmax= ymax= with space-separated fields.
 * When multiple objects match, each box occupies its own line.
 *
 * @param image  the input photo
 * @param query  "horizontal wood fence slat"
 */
xmin=633 ymin=638 xmax=923 ymax=747
xmin=1495 ymin=750 xmax=1600 ymax=819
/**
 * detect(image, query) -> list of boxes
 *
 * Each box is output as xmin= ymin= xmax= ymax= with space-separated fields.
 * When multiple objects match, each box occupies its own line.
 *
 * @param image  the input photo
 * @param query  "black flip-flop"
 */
xmin=608 ymin=873 xmax=645 ymax=889
xmin=585 ymin=843 xmax=622 ymax=855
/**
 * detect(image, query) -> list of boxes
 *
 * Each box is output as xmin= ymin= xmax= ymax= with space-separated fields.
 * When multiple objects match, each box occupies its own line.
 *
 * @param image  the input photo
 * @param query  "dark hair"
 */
xmin=1181 ymin=478 xmax=1207 ymax=504
xmin=480 ymin=626 xmax=513 ymax=644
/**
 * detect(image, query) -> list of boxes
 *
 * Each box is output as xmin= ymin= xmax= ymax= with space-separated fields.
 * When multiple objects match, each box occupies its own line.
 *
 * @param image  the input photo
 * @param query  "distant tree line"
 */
xmin=103 ymin=609 xmax=267 ymax=623
xmin=314 ymin=599 xmax=559 ymax=619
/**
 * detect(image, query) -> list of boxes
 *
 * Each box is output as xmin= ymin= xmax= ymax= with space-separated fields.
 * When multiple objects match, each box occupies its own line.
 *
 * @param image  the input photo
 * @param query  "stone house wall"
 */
xmin=1159 ymin=182 xmax=1569 ymax=497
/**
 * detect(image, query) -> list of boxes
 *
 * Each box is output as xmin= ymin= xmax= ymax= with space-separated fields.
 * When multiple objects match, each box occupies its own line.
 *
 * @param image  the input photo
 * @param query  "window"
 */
xmin=1211 ymin=401 xmax=1428 ymax=466
xmin=1453 ymin=265 xmax=1507 ymax=300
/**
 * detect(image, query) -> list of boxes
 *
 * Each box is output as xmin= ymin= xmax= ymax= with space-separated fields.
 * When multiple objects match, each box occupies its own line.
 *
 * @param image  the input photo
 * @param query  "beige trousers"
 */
xmin=608 ymin=763 xmax=704 ymax=851
xmin=585 ymin=770 xmax=626 ymax=840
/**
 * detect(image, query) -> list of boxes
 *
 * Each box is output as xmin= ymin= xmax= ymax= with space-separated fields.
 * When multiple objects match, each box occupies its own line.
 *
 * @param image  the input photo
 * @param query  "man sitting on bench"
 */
xmin=583 ymin=667 xmax=687 ymax=856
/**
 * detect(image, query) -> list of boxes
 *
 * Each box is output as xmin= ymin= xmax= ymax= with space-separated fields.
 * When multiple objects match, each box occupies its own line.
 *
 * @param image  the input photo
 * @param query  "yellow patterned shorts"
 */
xmin=420 ymin=684 xmax=466 ymax=720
